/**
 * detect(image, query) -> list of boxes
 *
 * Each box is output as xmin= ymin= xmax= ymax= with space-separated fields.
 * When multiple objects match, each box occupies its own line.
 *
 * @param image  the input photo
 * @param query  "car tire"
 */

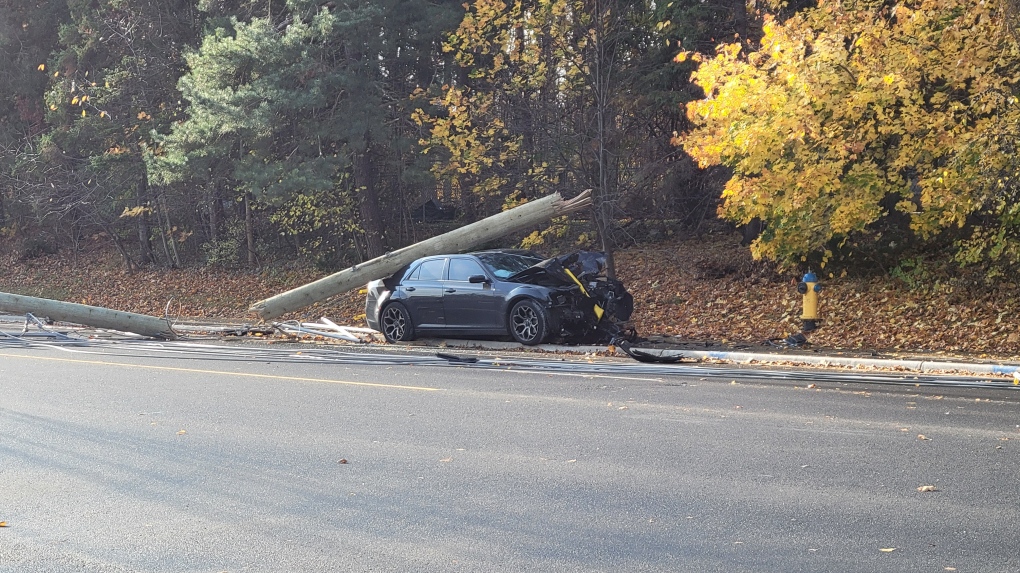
xmin=509 ymin=298 xmax=549 ymax=346
xmin=380 ymin=302 xmax=415 ymax=343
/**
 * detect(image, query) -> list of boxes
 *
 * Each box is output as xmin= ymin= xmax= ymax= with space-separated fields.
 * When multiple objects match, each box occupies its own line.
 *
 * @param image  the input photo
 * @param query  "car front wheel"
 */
xmin=509 ymin=299 xmax=549 ymax=345
xmin=381 ymin=302 xmax=415 ymax=343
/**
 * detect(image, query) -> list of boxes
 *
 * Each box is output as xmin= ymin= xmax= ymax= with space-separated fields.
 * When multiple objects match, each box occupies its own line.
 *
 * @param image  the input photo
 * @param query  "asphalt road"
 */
xmin=1 ymin=341 xmax=1019 ymax=572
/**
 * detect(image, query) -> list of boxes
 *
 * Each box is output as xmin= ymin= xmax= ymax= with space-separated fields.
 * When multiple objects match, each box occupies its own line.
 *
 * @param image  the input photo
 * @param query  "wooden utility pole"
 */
xmin=250 ymin=190 xmax=593 ymax=320
xmin=0 ymin=292 xmax=177 ymax=339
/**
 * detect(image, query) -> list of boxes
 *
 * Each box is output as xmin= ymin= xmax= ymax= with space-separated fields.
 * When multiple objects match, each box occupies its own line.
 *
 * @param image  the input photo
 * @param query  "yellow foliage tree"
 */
xmin=680 ymin=0 xmax=1020 ymax=268
xmin=413 ymin=0 xmax=569 ymax=205
xmin=414 ymin=0 xmax=635 ymax=219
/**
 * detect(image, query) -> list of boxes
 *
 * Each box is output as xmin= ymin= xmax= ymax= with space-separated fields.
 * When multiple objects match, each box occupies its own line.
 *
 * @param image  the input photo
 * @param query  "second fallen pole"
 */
xmin=0 ymin=292 xmax=177 ymax=339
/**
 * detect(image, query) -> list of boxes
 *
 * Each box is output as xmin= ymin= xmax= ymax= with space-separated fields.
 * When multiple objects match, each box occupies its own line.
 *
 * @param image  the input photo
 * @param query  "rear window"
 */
xmin=408 ymin=258 xmax=446 ymax=281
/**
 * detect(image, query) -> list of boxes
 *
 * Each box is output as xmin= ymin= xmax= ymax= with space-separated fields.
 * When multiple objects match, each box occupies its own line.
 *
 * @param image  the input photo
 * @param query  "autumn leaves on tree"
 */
xmin=2 ymin=0 xmax=1020 ymax=277
xmin=680 ymin=0 xmax=1020 ymax=271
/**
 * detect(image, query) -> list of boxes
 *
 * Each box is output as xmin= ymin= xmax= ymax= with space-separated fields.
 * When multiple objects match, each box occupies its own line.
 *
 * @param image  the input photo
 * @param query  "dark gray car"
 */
xmin=364 ymin=250 xmax=633 ymax=345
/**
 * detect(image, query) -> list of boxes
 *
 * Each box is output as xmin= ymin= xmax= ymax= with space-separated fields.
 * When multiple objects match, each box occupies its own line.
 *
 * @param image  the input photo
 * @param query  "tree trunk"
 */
xmin=354 ymin=148 xmax=387 ymax=258
xmin=250 ymin=190 xmax=593 ymax=320
xmin=103 ymin=221 xmax=136 ymax=273
xmin=135 ymin=172 xmax=154 ymax=265
xmin=732 ymin=0 xmax=748 ymax=41
xmin=158 ymin=192 xmax=181 ymax=268
xmin=208 ymin=181 xmax=225 ymax=243
xmin=455 ymin=65 xmax=479 ymax=224
xmin=245 ymin=191 xmax=256 ymax=267
xmin=594 ymin=201 xmax=617 ymax=279
xmin=590 ymin=0 xmax=619 ymax=279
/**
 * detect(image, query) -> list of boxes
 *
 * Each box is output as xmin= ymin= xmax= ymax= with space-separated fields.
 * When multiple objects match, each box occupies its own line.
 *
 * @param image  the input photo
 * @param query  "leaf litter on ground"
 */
xmin=1 ymin=232 xmax=1018 ymax=362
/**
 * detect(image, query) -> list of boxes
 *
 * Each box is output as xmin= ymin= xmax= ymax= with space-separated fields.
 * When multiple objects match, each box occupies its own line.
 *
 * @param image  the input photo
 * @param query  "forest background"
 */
xmin=1 ymin=0 xmax=1019 ymax=357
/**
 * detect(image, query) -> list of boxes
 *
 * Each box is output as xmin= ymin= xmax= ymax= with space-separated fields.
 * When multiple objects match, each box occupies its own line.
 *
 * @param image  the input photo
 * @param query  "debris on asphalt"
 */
xmin=272 ymin=318 xmax=381 ymax=343
xmin=436 ymin=353 xmax=479 ymax=364
xmin=223 ymin=326 xmax=276 ymax=337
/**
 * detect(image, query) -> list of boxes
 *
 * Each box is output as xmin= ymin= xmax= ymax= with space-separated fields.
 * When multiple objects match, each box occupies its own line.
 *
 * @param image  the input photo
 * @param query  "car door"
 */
xmin=442 ymin=257 xmax=502 ymax=330
xmin=398 ymin=257 xmax=447 ymax=329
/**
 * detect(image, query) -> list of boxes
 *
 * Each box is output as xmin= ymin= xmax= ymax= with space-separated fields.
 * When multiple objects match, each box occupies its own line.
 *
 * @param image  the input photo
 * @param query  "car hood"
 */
xmin=508 ymin=251 xmax=608 ymax=286
xmin=511 ymin=250 xmax=634 ymax=325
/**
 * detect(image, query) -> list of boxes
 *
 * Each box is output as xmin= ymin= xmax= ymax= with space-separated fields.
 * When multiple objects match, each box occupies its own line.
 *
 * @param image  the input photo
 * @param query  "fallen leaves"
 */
xmin=0 ymin=247 xmax=366 ymax=324
xmin=617 ymin=235 xmax=1020 ymax=357
xmin=4 ymin=232 xmax=1020 ymax=360
xmin=917 ymin=485 xmax=938 ymax=492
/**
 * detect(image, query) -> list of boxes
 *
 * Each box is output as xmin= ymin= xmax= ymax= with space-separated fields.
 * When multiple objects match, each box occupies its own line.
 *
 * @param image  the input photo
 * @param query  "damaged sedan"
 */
xmin=365 ymin=250 xmax=634 ymax=345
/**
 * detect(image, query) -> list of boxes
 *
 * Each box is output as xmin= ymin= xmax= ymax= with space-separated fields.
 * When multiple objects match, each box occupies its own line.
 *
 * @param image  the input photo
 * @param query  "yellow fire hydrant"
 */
xmin=797 ymin=271 xmax=822 ymax=332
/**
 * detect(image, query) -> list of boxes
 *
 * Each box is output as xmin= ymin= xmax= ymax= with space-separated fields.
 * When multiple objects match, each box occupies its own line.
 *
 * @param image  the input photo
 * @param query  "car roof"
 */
xmin=469 ymin=249 xmax=544 ymax=257
xmin=417 ymin=249 xmax=544 ymax=260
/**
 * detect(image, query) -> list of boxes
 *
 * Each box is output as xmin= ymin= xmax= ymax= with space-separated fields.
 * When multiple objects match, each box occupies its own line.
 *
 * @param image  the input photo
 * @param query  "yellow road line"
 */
xmin=0 ymin=351 xmax=440 ymax=392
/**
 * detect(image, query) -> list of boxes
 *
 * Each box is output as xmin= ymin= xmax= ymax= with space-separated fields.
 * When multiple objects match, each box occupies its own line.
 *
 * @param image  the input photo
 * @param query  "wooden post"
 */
xmin=250 ymin=190 xmax=593 ymax=320
xmin=0 ymin=292 xmax=177 ymax=339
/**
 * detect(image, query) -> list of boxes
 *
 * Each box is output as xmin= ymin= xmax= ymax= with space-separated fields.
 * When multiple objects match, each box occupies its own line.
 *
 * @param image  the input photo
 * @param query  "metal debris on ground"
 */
xmin=436 ymin=352 xmax=480 ymax=364
xmin=615 ymin=340 xmax=686 ymax=364
xmin=765 ymin=332 xmax=810 ymax=348
xmin=222 ymin=326 xmax=277 ymax=337
xmin=272 ymin=318 xmax=382 ymax=343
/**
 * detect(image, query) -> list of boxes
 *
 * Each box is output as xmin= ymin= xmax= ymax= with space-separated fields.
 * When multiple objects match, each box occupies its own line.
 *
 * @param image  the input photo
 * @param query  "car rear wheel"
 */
xmin=381 ymin=302 xmax=415 ymax=343
xmin=509 ymin=299 xmax=549 ymax=345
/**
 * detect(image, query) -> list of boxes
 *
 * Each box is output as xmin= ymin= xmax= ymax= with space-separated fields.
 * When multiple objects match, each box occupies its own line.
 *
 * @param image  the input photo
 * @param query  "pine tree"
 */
xmin=154 ymin=0 xmax=462 ymax=263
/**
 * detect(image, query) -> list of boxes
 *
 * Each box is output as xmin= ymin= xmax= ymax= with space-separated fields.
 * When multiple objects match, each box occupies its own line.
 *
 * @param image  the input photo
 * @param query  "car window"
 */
xmin=448 ymin=258 xmax=486 ymax=281
xmin=404 ymin=264 xmax=421 ymax=281
xmin=476 ymin=252 xmax=543 ymax=279
xmin=410 ymin=258 xmax=446 ymax=281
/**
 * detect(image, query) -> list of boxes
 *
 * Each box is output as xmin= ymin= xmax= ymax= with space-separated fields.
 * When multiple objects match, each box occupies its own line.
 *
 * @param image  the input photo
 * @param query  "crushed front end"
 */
xmin=511 ymin=251 xmax=636 ymax=344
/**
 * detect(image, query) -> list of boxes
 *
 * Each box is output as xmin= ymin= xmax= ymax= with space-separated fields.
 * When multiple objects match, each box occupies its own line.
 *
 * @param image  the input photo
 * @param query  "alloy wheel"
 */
xmin=511 ymin=303 xmax=540 ymax=342
xmin=382 ymin=305 xmax=407 ymax=341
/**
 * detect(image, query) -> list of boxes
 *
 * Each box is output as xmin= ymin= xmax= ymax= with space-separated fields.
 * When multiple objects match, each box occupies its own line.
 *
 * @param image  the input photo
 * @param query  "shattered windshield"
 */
xmin=476 ymin=252 xmax=544 ymax=279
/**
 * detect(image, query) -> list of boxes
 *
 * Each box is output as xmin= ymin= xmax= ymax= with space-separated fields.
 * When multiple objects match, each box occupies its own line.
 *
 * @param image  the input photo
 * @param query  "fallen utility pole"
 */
xmin=0 ymin=292 xmax=177 ymax=339
xmin=251 ymin=190 xmax=593 ymax=320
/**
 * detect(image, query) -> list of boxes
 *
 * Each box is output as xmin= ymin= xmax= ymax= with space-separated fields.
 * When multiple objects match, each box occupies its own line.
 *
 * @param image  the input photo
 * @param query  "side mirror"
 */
xmin=468 ymin=274 xmax=490 ymax=284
